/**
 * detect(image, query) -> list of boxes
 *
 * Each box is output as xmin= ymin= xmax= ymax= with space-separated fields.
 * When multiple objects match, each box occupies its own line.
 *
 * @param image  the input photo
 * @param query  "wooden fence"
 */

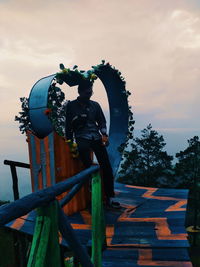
xmin=0 ymin=165 xmax=106 ymax=267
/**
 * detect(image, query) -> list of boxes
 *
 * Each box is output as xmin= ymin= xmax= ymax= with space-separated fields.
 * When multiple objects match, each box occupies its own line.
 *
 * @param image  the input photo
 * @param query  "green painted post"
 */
xmin=91 ymin=172 xmax=106 ymax=267
xmin=100 ymin=200 xmax=106 ymax=247
xmin=27 ymin=201 xmax=62 ymax=267
xmin=27 ymin=215 xmax=44 ymax=266
xmin=34 ymin=216 xmax=51 ymax=266
xmin=44 ymin=201 xmax=62 ymax=267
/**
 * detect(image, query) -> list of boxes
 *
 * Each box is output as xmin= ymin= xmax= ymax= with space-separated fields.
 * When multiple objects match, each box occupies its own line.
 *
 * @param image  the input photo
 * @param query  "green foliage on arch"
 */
xmin=15 ymin=61 xmax=134 ymax=145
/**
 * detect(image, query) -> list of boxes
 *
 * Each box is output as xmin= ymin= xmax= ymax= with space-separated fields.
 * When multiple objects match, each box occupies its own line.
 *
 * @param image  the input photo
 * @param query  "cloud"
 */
xmin=1 ymin=0 xmax=200 ymax=127
xmin=1 ymin=0 xmax=200 ymax=199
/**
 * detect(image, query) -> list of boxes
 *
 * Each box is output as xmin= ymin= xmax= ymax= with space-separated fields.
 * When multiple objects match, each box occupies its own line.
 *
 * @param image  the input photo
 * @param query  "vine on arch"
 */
xmin=15 ymin=61 xmax=134 ymax=150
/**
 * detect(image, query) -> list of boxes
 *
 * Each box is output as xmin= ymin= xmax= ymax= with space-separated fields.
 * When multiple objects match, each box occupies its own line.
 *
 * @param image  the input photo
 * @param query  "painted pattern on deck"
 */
xmin=5 ymin=183 xmax=192 ymax=266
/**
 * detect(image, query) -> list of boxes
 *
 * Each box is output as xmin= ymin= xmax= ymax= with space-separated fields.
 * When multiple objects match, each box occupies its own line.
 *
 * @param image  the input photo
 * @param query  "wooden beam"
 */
xmin=0 ymin=165 xmax=99 ymax=226
xmin=27 ymin=201 xmax=62 ymax=267
xmin=58 ymin=206 xmax=93 ymax=267
xmin=60 ymin=181 xmax=85 ymax=208
xmin=4 ymin=160 xmax=30 ymax=169
xmin=4 ymin=160 xmax=30 ymax=200
xmin=10 ymin=165 xmax=19 ymax=201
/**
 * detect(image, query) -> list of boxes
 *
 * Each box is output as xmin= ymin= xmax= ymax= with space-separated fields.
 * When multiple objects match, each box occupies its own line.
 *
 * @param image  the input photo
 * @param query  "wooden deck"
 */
xmin=5 ymin=183 xmax=192 ymax=266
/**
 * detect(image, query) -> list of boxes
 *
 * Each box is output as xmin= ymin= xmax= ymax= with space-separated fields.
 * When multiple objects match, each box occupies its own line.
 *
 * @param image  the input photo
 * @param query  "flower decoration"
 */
xmin=46 ymin=83 xmax=66 ymax=136
xmin=15 ymin=61 xmax=134 ymax=148
xmin=44 ymin=108 xmax=52 ymax=115
xmin=55 ymin=63 xmax=98 ymax=86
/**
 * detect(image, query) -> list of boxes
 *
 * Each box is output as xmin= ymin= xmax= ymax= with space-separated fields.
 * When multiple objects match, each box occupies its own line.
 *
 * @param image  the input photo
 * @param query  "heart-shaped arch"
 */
xmin=28 ymin=63 xmax=129 ymax=175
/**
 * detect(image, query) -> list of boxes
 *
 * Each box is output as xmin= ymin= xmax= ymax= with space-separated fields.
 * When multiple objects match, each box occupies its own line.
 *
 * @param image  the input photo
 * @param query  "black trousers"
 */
xmin=76 ymin=138 xmax=115 ymax=199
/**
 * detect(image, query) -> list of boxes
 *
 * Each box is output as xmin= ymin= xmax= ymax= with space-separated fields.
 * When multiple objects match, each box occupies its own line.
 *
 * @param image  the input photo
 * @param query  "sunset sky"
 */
xmin=1 ymin=0 xmax=200 ymax=200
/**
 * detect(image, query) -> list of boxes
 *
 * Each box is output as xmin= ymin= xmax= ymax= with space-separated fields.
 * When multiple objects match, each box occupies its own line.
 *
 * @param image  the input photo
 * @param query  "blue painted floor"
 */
xmin=101 ymin=183 xmax=192 ymax=266
xmin=5 ymin=183 xmax=192 ymax=266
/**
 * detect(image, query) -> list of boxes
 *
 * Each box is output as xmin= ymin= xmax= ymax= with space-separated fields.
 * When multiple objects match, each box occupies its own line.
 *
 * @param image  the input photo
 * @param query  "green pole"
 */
xmin=27 ymin=201 xmax=62 ymax=267
xmin=45 ymin=201 xmax=62 ymax=267
xmin=27 ymin=215 xmax=44 ymax=267
xmin=91 ymin=172 xmax=106 ymax=267
xmin=34 ymin=216 xmax=51 ymax=267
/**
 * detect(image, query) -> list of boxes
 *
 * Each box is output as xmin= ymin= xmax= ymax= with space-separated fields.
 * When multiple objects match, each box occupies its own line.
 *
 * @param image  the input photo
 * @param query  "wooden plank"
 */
xmin=28 ymin=133 xmax=38 ymax=192
xmin=102 ymin=247 xmax=192 ymax=266
xmin=48 ymin=132 xmax=56 ymax=185
xmin=27 ymin=131 xmax=91 ymax=215
xmin=44 ymin=135 xmax=52 ymax=187
xmin=54 ymin=132 xmax=90 ymax=215
xmin=40 ymin=139 xmax=47 ymax=189
xmin=35 ymin=135 xmax=43 ymax=190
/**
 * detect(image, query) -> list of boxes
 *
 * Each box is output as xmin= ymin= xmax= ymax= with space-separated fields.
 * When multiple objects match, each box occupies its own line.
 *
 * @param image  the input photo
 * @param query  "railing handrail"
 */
xmin=0 ymin=165 xmax=99 ymax=226
xmin=2 ymin=163 xmax=104 ymax=266
xmin=4 ymin=160 xmax=30 ymax=169
xmin=4 ymin=159 xmax=31 ymax=201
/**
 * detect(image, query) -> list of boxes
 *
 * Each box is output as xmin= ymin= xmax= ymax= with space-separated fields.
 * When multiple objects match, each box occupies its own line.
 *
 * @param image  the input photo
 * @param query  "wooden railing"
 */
xmin=4 ymin=160 xmax=30 ymax=200
xmin=0 ymin=165 xmax=106 ymax=267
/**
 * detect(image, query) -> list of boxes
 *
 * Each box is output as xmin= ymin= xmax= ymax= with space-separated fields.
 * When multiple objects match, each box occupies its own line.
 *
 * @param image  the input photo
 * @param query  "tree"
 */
xmin=175 ymin=136 xmax=200 ymax=188
xmin=118 ymin=124 xmax=174 ymax=187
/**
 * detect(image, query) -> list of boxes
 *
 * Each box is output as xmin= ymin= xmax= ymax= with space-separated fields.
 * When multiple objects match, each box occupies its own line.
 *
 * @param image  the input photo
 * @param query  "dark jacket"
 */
xmin=65 ymin=97 xmax=107 ymax=141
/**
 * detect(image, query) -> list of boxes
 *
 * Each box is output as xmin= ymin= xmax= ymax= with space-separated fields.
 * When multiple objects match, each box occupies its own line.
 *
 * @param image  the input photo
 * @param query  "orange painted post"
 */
xmin=27 ymin=131 xmax=90 ymax=215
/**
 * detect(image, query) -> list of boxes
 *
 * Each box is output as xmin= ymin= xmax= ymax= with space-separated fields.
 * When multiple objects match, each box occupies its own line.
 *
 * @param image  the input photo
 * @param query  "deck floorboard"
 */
xmin=5 ymin=182 xmax=192 ymax=266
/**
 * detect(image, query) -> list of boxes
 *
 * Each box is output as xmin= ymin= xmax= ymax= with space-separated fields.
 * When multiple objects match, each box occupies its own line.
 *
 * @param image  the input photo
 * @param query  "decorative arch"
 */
xmin=28 ymin=63 xmax=129 ymax=175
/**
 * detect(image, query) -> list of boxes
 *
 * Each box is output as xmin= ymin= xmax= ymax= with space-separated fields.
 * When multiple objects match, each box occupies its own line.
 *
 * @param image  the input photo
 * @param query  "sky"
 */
xmin=0 ymin=0 xmax=200 ymax=201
